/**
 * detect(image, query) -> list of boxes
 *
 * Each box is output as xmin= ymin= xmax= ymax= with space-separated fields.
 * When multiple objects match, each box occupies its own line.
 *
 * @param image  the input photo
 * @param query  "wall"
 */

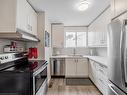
xmin=0 ymin=39 xmax=26 ymax=53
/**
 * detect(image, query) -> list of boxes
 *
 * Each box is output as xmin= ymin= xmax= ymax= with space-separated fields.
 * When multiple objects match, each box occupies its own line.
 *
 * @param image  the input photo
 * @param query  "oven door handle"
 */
xmin=33 ymin=63 xmax=47 ymax=76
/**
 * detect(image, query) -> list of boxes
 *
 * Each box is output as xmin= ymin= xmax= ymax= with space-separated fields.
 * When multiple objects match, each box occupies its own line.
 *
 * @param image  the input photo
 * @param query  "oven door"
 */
xmin=33 ymin=65 xmax=48 ymax=95
xmin=0 ymin=68 xmax=32 ymax=95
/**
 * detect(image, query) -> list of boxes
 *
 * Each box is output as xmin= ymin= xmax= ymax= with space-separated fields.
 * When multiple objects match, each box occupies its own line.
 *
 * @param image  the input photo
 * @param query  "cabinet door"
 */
xmin=30 ymin=9 xmax=37 ymax=36
xmin=17 ymin=0 xmax=37 ymax=35
xmin=102 ymin=32 xmax=107 ymax=46
xmin=16 ymin=0 xmax=29 ymax=32
xmin=92 ymin=61 xmax=98 ymax=84
xmin=65 ymin=59 xmax=76 ymax=77
xmin=88 ymin=32 xmax=94 ymax=46
xmin=52 ymin=24 xmax=64 ymax=47
xmin=115 ymin=0 xmax=127 ymax=17
xmin=0 ymin=0 xmax=17 ymax=33
xmin=96 ymin=63 xmax=108 ymax=95
xmin=89 ymin=60 xmax=97 ymax=83
xmin=98 ymin=32 xmax=104 ymax=46
xmin=95 ymin=32 xmax=100 ymax=46
xmin=26 ymin=2 xmax=33 ymax=34
xmin=89 ymin=60 xmax=94 ymax=82
xmin=76 ymin=58 xmax=88 ymax=77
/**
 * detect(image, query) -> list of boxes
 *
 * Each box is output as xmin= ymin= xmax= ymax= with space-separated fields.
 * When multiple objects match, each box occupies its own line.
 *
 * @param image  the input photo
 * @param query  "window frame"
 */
xmin=65 ymin=31 xmax=87 ymax=48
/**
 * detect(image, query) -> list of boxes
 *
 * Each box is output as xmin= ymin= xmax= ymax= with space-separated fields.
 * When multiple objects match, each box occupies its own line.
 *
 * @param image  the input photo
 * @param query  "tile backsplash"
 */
xmin=95 ymin=47 xmax=107 ymax=57
xmin=0 ymin=39 xmax=26 ymax=53
xmin=52 ymin=47 xmax=96 ymax=56
xmin=52 ymin=47 xmax=107 ymax=57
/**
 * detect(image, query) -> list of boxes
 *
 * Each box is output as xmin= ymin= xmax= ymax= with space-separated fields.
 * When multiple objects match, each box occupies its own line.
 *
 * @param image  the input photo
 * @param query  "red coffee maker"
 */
xmin=28 ymin=47 xmax=38 ymax=59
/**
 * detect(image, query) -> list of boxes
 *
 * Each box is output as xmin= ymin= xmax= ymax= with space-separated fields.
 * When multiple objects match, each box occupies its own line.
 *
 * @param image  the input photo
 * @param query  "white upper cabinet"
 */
xmin=17 ymin=0 xmax=37 ymax=35
xmin=16 ymin=0 xmax=29 ymax=33
xmin=112 ymin=0 xmax=127 ymax=18
xmin=0 ymin=0 xmax=17 ymax=33
xmin=88 ymin=31 xmax=107 ymax=47
xmin=88 ymin=8 xmax=111 ymax=47
xmin=0 ymin=0 xmax=37 ymax=36
xmin=52 ymin=24 xmax=64 ymax=47
xmin=27 ymin=4 xmax=37 ymax=35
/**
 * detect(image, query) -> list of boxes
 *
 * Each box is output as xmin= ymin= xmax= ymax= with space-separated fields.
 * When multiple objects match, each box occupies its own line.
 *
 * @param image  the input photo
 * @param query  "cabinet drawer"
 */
xmin=98 ymin=77 xmax=108 ymax=95
xmin=97 ymin=64 xmax=107 ymax=76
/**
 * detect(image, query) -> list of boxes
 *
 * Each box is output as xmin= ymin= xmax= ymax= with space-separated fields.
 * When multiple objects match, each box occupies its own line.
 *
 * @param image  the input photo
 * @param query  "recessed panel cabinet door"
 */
xmin=31 ymin=11 xmax=37 ymax=36
xmin=16 ymin=0 xmax=29 ymax=32
xmin=89 ymin=60 xmax=94 ymax=81
xmin=0 ymin=0 xmax=17 ymax=33
xmin=76 ymin=59 xmax=88 ymax=77
xmin=17 ymin=0 xmax=37 ymax=35
xmin=0 ymin=0 xmax=37 ymax=35
xmin=52 ymin=24 xmax=64 ymax=47
xmin=65 ymin=59 xmax=76 ymax=77
xmin=88 ymin=32 xmax=94 ymax=46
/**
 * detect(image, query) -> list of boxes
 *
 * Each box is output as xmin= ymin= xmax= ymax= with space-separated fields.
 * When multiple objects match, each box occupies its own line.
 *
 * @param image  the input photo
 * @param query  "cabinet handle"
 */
xmin=99 ymin=79 xmax=103 ymax=83
xmin=31 ymin=26 xmax=32 ymax=31
xmin=99 ymin=69 xmax=104 ymax=73
xmin=27 ymin=24 xmax=30 ymax=30
xmin=75 ymin=59 xmax=76 ymax=63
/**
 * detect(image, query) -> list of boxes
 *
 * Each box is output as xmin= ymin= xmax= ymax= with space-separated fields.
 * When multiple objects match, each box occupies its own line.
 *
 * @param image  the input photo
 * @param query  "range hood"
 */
xmin=0 ymin=29 xmax=40 ymax=42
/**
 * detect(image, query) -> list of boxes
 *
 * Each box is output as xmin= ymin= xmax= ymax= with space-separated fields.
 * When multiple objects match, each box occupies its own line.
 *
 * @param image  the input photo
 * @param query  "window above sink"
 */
xmin=65 ymin=32 xmax=87 ymax=48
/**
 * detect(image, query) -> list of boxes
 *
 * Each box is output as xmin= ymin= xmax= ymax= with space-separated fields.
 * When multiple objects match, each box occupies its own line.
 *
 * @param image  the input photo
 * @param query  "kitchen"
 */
xmin=0 ymin=0 xmax=126 ymax=95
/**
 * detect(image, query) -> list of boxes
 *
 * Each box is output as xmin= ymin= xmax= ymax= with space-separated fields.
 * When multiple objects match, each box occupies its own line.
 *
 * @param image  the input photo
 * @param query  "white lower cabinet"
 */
xmin=65 ymin=59 xmax=76 ymax=77
xmin=89 ymin=60 xmax=98 ymax=83
xmin=65 ymin=58 xmax=88 ymax=78
xmin=89 ymin=60 xmax=108 ymax=95
xmin=77 ymin=58 xmax=88 ymax=77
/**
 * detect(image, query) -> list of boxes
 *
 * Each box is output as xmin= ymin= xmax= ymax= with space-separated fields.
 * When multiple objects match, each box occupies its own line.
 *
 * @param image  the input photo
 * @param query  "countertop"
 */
xmin=84 ymin=56 xmax=108 ymax=67
xmin=51 ymin=55 xmax=108 ymax=67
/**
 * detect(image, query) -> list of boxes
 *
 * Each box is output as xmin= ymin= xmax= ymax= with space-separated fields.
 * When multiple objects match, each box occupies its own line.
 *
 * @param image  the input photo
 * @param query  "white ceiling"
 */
xmin=28 ymin=0 xmax=110 ymax=26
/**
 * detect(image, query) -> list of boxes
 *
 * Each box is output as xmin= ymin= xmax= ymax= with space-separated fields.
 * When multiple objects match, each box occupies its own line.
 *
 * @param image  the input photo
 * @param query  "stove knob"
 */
xmin=5 ymin=56 xmax=8 ymax=59
xmin=0 ymin=57 xmax=4 ymax=60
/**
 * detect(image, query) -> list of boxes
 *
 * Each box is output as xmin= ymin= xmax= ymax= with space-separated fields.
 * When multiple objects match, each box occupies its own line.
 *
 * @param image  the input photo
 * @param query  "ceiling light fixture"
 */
xmin=77 ymin=0 xmax=90 ymax=11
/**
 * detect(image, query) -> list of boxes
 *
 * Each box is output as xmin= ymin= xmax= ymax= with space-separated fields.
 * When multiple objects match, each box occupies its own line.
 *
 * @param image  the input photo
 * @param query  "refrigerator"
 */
xmin=107 ymin=19 xmax=127 ymax=95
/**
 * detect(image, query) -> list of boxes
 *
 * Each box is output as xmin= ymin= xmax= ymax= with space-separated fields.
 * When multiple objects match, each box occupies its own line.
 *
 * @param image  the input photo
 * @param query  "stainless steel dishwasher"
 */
xmin=50 ymin=58 xmax=65 ymax=77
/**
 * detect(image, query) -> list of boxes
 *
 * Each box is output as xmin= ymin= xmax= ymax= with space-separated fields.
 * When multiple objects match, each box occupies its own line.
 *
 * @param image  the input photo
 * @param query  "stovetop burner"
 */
xmin=28 ymin=61 xmax=38 ymax=70
xmin=28 ymin=60 xmax=47 ymax=72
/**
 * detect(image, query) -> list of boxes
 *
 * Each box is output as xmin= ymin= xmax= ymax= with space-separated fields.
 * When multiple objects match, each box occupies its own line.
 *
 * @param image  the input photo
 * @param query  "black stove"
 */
xmin=0 ymin=53 xmax=48 ymax=95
